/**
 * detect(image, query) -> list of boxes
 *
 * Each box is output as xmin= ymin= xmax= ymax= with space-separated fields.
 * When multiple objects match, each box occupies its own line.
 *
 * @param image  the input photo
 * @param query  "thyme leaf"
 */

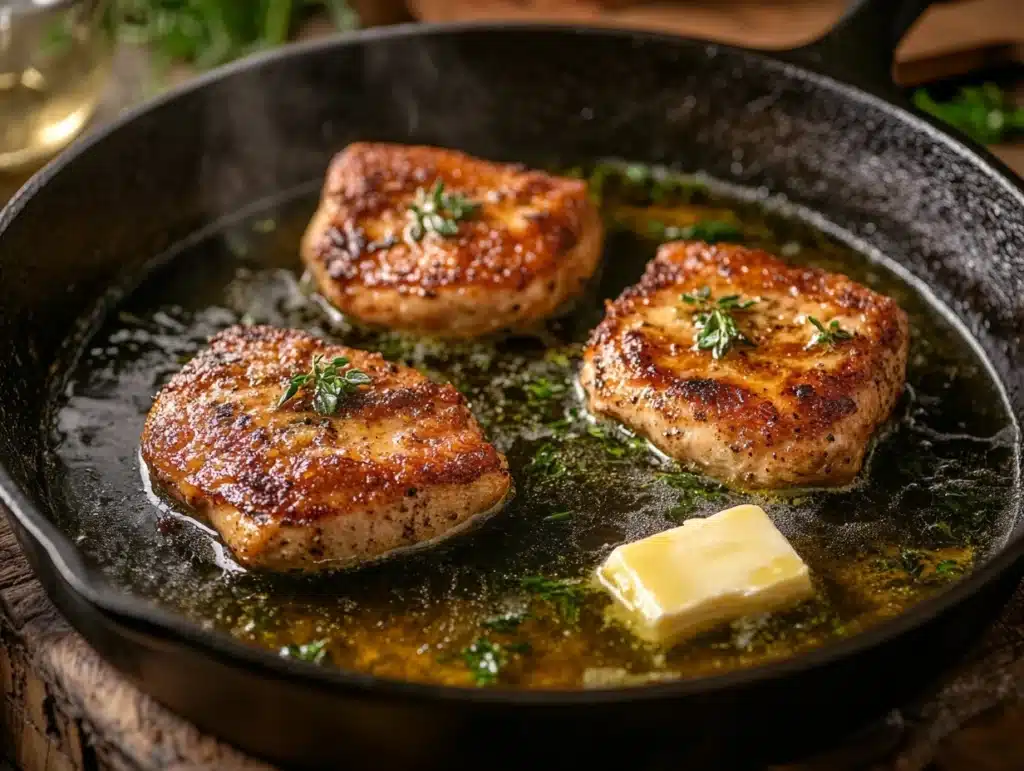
xmin=543 ymin=510 xmax=573 ymax=522
xmin=277 ymin=354 xmax=372 ymax=415
xmin=405 ymin=181 xmax=479 ymax=243
xmin=806 ymin=316 xmax=854 ymax=349
xmin=681 ymin=286 xmax=758 ymax=360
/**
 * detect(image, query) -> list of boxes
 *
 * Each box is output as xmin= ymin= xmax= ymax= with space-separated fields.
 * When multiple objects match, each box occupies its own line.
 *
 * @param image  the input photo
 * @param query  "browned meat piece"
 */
xmin=300 ymin=142 xmax=603 ymax=338
xmin=141 ymin=325 xmax=511 ymax=571
xmin=580 ymin=242 xmax=909 ymax=490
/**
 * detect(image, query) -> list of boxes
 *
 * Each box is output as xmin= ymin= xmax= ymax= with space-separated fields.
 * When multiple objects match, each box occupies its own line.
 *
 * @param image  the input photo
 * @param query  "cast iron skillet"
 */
xmin=2 ymin=0 xmax=1024 ymax=768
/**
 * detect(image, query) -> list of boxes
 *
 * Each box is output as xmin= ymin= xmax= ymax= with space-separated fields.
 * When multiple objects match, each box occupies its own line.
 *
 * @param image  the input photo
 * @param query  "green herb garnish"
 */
xmin=543 ymin=511 xmax=573 ymax=522
xmin=277 ymin=354 xmax=372 ymax=415
xmin=657 ymin=471 xmax=726 ymax=520
xmin=482 ymin=612 xmax=528 ymax=633
xmin=584 ymin=161 xmax=707 ymax=206
xmin=279 ymin=639 xmax=330 ymax=664
xmin=528 ymin=442 xmax=567 ymax=478
xmin=404 ymin=181 xmax=480 ymax=243
xmin=681 ymin=286 xmax=759 ymax=360
xmin=520 ymin=576 xmax=588 ymax=624
xmin=913 ymin=83 xmax=1024 ymax=145
xmin=115 ymin=1 xmax=359 ymax=70
xmin=926 ymin=521 xmax=955 ymax=542
xmin=650 ymin=219 xmax=743 ymax=244
xmin=934 ymin=559 xmax=962 ymax=576
xmin=459 ymin=638 xmax=529 ymax=686
xmin=585 ymin=424 xmax=646 ymax=458
xmin=524 ymin=377 xmax=567 ymax=404
xmin=806 ymin=316 xmax=854 ymax=349
xmin=898 ymin=548 xmax=926 ymax=579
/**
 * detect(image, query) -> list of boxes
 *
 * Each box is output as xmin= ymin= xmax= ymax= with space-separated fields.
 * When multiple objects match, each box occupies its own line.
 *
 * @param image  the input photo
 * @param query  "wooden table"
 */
xmin=2 ymin=4 xmax=1024 ymax=769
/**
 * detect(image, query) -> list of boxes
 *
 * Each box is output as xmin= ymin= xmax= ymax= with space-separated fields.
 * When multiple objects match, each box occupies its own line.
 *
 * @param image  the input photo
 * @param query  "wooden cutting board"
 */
xmin=409 ymin=0 xmax=1024 ymax=86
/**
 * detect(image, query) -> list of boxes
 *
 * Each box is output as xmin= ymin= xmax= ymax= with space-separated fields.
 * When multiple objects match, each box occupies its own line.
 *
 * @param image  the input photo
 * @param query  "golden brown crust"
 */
xmin=580 ymin=242 xmax=910 ymax=489
xmin=300 ymin=142 xmax=603 ymax=337
xmin=140 ymin=325 xmax=511 ymax=570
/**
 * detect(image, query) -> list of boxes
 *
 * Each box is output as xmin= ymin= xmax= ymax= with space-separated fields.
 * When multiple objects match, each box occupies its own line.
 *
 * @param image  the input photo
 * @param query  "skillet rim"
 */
xmin=1 ymin=19 xmax=1023 ymax=706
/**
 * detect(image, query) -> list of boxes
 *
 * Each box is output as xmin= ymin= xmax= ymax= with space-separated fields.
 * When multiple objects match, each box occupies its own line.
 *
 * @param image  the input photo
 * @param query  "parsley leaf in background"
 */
xmin=913 ymin=83 xmax=1024 ymax=145
xmin=115 ymin=0 xmax=358 ymax=69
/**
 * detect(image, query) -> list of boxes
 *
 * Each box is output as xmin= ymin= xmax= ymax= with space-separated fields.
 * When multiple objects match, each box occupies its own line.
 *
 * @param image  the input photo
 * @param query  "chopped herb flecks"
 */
xmin=524 ymin=377 xmax=567 ymax=404
xmin=681 ymin=286 xmax=759 ymax=360
xmin=543 ymin=510 xmax=573 ymax=522
xmin=585 ymin=424 xmax=646 ymax=459
xmin=279 ymin=639 xmax=330 ymax=665
xmin=934 ymin=559 xmax=963 ymax=577
xmin=520 ymin=576 xmax=588 ymax=624
xmin=899 ymin=548 xmax=926 ymax=579
xmin=583 ymin=161 xmax=708 ymax=207
xmin=657 ymin=471 xmax=726 ymax=520
xmin=482 ymin=612 xmax=528 ymax=633
xmin=277 ymin=354 xmax=372 ymax=416
xmin=529 ymin=442 xmax=567 ymax=479
xmin=460 ymin=637 xmax=529 ymax=686
xmin=649 ymin=219 xmax=742 ymax=244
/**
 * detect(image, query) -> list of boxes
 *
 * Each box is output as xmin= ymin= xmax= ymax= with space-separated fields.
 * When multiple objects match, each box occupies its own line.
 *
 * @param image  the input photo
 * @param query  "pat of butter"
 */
xmin=596 ymin=504 xmax=813 ymax=645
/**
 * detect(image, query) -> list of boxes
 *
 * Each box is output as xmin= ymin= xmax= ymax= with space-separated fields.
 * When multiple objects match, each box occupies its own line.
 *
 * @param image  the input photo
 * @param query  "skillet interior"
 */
xmin=48 ymin=167 xmax=1018 ymax=689
xmin=2 ymin=23 xmax=1024 ymax=769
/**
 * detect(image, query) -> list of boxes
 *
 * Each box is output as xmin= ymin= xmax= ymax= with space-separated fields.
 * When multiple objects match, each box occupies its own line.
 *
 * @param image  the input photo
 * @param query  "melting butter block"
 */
xmin=596 ymin=504 xmax=813 ymax=645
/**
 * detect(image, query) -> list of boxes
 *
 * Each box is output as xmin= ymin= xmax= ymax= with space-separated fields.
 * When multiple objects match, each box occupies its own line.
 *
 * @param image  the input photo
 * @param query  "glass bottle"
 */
xmin=0 ymin=0 xmax=113 ymax=171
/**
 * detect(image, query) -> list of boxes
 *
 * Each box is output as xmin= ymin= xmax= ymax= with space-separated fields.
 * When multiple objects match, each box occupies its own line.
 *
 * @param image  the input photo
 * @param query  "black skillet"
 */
xmin=2 ymin=0 xmax=1024 ymax=768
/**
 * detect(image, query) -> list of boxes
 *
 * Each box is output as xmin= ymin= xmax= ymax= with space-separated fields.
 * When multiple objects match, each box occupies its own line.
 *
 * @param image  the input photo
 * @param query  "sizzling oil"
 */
xmin=48 ymin=165 xmax=1017 ymax=689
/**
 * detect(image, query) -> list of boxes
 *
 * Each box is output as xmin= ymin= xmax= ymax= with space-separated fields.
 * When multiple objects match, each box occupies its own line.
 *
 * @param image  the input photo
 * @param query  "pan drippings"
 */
xmin=47 ymin=166 xmax=1018 ymax=689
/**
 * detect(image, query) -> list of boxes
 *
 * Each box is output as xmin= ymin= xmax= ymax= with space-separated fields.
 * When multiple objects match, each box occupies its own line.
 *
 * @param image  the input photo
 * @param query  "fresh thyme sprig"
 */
xmin=404 ymin=181 xmax=480 ymax=243
xmin=805 ymin=316 xmax=854 ymax=349
xmin=681 ymin=286 xmax=758 ymax=360
xmin=277 ymin=354 xmax=372 ymax=416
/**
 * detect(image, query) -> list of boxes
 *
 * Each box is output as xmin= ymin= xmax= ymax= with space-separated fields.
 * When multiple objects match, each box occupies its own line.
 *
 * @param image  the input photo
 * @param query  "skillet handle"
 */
xmin=786 ymin=0 xmax=936 ymax=94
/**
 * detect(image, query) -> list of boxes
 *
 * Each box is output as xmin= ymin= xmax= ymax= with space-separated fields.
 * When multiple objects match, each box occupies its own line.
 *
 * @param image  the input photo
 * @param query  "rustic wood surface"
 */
xmin=2 ymin=3 xmax=1024 ymax=769
xmin=410 ymin=0 xmax=1024 ymax=86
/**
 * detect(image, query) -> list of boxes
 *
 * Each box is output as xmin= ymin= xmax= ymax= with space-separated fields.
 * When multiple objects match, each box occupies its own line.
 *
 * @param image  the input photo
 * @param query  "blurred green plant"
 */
xmin=115 ymin=0 xmax=358 ymax=69
xmin=912 ymin=83 xmax=1024 ymax=145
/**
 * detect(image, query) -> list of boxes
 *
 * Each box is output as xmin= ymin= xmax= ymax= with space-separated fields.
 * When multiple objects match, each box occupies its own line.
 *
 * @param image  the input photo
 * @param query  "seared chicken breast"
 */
xmin=300 ymin=142 xmax=603 ymax=338
xmin=580 ymin=242 xmax=909 ymax=490
xmin=140 ymin=325 xmax=511 ymax=572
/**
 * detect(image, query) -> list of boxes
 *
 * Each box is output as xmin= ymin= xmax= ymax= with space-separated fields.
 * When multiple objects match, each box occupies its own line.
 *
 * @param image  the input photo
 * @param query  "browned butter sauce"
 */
xmin=47 ymin=162 xmax=1018 ymax=688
